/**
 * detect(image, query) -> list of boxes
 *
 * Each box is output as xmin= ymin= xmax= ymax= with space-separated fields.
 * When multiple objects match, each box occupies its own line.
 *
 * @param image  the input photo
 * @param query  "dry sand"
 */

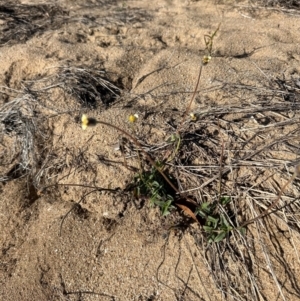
xmin=1 ymin=1 xmax=300 ymax=300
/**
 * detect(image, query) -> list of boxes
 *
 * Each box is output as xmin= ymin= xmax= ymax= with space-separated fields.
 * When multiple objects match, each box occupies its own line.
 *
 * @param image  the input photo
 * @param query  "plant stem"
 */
xmin=177 ymin=65 xmax=203 ymax=135
xmin=96 ymin=120 xmax=181 ymax=195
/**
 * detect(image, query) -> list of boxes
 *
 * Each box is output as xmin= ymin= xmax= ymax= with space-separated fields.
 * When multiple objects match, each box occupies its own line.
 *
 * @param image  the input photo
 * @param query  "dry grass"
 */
xmin=1 ymin=3 xmax=300 ymax=300
xmin=1 ymin=58 xmax=300 ymax=301
xmin=22 ymin=63 xmax=121 ymax=112
xmin=0 ymin=62 xmax=121 ymax=189
xmin=232 ymin=0 xmax=300 ymax=17
xmin=115 ymin=59 xmax=300 ymax=299
xmin=0 ymin=3 xmax=68 ymax=46
xmin=0 ymin=94 xmax=48 ymax=182
xmin=253 ymin=0 xmax=300 ymax=9
xmin=164 ymin=73 xmax=300 ymax=300
xmin=55 ymin=65 xmax=121 ymax=109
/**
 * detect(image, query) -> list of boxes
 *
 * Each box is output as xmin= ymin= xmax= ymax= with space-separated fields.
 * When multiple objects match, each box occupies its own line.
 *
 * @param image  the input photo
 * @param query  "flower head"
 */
xmin=129 ymin=114 xmax=139 ymax=123
xmin=202 ymin=55 xmax=211 ymax=65
xmin=190 ymin=113 xmax=197 ymax=121
xmin=81 ymin=114 xmax=89 ymax=130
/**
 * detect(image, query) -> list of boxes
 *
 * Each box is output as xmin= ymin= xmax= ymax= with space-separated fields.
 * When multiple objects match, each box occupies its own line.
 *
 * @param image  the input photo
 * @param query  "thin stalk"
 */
xmin=96 ymin=120 xmax=181 ymax=196
xmin=177 ymin=65 xmax=203 ymax=134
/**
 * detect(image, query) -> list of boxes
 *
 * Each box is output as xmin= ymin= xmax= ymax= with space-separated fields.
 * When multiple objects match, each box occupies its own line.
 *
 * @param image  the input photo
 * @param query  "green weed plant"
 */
xmin=132 ymin=162 xmax=176 ymax=216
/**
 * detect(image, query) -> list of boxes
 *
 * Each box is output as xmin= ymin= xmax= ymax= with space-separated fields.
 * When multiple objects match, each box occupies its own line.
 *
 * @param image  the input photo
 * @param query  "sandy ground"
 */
xmin=1 ymin=1 xmax=300 ymax=300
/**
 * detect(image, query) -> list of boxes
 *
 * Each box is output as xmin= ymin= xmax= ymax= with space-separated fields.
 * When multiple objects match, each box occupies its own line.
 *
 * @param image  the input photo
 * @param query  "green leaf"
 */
xmin=167 ymin=134 xmax=178 ymax=143
xmin=203 ymin=226 xmax=213 ymax=232
xmin=151 ymin=181 xmax=159 ymax=188
xmin=208 ymin=237 xmax=214 ymax=243
xmin=238 ymin=227 xmax=246 ymax=236
xmin=155 ymin=160 xmax=163 ymax=167
xmin=161 ymin=200 xmax=174 ymax=216
xmin=220 ymin=214 xmax=230 ymax=227
xmin=162 ymin=207 xmax=170 ymax=216
xmin=208 ymin=233 xmax=217 ymax=243
xmin=207 ymin=216 xmax=219 ymax=224
xmin=220 ymin=196 xmax=231 ymax=206
xmin=196 ymin=209 xmax=206 ymax=218
xmin=201 ymin=202 xmax=211 ymax=213
xmin=214 ymin=231 xmax=226 ymax=242
xmin=166 ymin=195 xmax=174 ymax=202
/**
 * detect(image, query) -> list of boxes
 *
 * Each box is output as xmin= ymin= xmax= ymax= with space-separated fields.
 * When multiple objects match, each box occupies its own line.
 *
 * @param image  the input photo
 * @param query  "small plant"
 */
xmin=78 ymin=25 xmax=222 ymax=222
xmin=132 ymin=163 xmax=176 ymax=216
xmin=196 ymin=196 xmax=234 ymax=243
xmin=80 ymin=114 xmax=180 ymax=216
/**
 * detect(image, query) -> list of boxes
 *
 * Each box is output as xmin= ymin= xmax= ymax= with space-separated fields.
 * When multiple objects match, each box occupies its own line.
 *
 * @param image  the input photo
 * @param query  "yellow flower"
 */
xmin=81 ymin=114 xmax=89 ymax=130
xmin=129 ymin=114 xmax=139 ymax=123
xmin=190 ymin=113 xmax=197 ymax=121
xmin=202 ymin=55 xmax=211 ymax=65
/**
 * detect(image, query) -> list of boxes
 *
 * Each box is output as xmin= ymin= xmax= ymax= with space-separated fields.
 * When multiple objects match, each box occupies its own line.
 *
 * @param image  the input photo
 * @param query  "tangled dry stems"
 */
xmin=253 ymin=0 xmax=300 ymax=9
xmin=170 ymin=77 xmax=300 ymax=299
xmin=2 ymin=85 xmax=300 ymax=301
xmin=0 ymin=3 xmax=68 ymax=46
xmin=1 ymin=61 xmax=300 ymax=301
xmin=115 ymin=68 xmax=300 ymax=300
xmin=0 ymin=95 xmax=46 ymax=182
xmin=0 ymin=7 xmax=300 ymax=301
